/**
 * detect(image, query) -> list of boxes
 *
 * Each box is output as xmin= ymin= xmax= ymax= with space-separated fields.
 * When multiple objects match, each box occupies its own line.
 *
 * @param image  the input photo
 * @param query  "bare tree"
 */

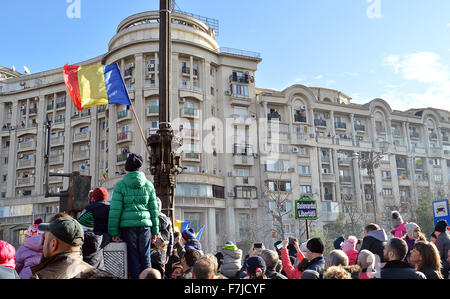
xmin=262 ymin=174 xmax=293 ymax=241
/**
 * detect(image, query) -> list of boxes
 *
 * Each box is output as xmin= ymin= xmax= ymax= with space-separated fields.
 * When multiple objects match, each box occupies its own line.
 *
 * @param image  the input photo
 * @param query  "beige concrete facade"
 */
xmin=1 ymin=11 xmax=449 ymax=252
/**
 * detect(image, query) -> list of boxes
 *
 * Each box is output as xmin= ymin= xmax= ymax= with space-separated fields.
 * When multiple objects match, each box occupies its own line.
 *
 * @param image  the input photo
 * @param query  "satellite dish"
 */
xmin=24 ymin=66 xmax=32 ymax=75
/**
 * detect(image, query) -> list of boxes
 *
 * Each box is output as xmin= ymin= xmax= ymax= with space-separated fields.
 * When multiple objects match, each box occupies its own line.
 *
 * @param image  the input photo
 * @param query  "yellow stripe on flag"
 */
xmin=78 ymin=65 xmax=109 ymax=109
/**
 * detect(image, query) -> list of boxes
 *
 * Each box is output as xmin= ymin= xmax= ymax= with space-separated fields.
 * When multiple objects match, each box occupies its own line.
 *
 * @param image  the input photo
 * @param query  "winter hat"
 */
xmin=391 ymin=211 xmax=404 ymax=228
xmin=91 ymin=187 xmax=108 ymax=203
xmin=333 ymin=236 xmax=345 ymax=250
xmin=222 ymin=241 xmax=238 ymax=251
xmin=182 ymin=227 xmax=196 ymax=240
xmin=434 ymin=220 xmax=448 ymax=233
xmin=34 ymin=217 xmax=43 ymax=225
xmin=0 ymin=240 xmax=16 ymax=270
xmin=405 ymin=222 xmax=419 ymax=238
xmin=306 ymin=238 xmax=324 ymax=254
xmin=341 ymin=236 xmax=358 ymax=253
xmin=245 ymin=256 xmax=266 ymax=275
xmin=299 ymin=240 xmax=309 ymax=254
xmin=125 ymin=153 xmax=143 ymax=172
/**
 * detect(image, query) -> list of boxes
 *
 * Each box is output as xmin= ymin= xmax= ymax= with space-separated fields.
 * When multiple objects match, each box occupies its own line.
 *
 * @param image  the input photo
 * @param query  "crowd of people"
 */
xmin=0 ymin=152 xmax=449 ymax=280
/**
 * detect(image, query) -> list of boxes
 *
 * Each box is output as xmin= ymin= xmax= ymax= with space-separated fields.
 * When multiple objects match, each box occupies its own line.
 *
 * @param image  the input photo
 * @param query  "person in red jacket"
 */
xmin=279 ymin=239 xmax=305 ymax=279
xmin=341 ymin=236 xmax=359 ymax=265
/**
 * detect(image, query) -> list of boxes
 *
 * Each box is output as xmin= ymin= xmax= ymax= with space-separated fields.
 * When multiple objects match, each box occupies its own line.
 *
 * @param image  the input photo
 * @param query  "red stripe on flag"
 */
xmin=63 ymin=64 xmax=82 ymax=111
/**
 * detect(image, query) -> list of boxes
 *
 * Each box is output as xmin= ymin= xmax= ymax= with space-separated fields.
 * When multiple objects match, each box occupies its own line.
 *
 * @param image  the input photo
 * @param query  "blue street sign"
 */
xmin=295 ymin=194 xmax=317 ymax=220
xmin=432 ymin=199 xmax=450 ymax=227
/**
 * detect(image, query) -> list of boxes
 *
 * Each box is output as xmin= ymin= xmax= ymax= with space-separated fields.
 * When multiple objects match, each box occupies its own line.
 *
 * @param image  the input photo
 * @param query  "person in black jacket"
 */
xmin=78 ymin=187 xmax=111 ymax=270
xmin=151 ymin=197 xmax=174 ymax=277
xmin=359 ymin=223 xmax=387 ymax=263
xmin=301 ymin=238 xmax=326 ymax=278
xmin=378 ymin=237 xmax=426 ymax=279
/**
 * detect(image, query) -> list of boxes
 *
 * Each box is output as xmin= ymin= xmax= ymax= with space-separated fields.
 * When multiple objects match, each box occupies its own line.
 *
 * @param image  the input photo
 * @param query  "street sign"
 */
xmin=432 ymin=199 xmax=450 ymax=228
xmin=295 ymin=194 xmax=317 ymax=220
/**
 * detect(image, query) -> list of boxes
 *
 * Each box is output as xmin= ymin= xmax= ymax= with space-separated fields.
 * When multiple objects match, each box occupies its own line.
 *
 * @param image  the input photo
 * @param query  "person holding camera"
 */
xmin=279 ymin=238 xmax=305 ymax=279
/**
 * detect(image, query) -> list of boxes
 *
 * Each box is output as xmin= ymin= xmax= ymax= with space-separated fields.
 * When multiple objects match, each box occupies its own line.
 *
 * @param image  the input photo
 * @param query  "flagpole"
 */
xmin=129 ymin=102 xmax=151 ymax=158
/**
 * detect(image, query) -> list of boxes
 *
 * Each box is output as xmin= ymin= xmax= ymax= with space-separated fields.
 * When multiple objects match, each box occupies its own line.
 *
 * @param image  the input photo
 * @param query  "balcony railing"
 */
xmin=117 ymin=153 xmax=129 ymax=163
xmin=410 ymin=132 xmax=420 ymax=138
xmin=324 ymin=194 xmax=333 ymax=201
xmin=354 ymin=124 xmax=365 ymax=132
xmin=314 ymin=119 xmax=327 ymax=127
xmin=117 ymin=131 xmax=132 ymax=142
xmin=184 ymin=152 xmax=200 ymax=160
xmin=117 ymin=110 xmax=130 ymax=120
xmin=335 ymin=122 xmax=347 ymax=130
xmin=148 ymin=106 xmax=159 ymax=114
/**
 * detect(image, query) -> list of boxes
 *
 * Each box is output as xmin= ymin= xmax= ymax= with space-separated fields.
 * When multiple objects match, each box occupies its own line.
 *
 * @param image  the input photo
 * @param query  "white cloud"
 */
xmin=341 ymin=72 xmax=360 ymax=77
xmin=287 ymin=76 xmax=305 ymax=86
xmin=383 ymin=52 xmax=450 ymax=111
xmin=314 ymin=74 xmax=324 ymax=80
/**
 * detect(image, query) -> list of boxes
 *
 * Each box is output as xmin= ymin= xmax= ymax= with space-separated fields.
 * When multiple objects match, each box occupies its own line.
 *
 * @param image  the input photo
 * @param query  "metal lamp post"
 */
xmin=148 ymin=0 xmax=183 ymax=224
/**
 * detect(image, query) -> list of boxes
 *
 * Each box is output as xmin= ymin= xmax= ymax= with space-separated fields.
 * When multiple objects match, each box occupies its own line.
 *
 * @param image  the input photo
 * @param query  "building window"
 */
xmin=382 ymin=188 xmax=393 ymax=196
xmin=239 ymin=213 xmax=250 ymax=239
xmin=267 ymin=181 xmax=291 ymax=192
xmin=184 ymin=212 xmax=201 ymax=233
xmin=298 ymin=165 xmax=311 ymax=175
xmin=300 ymin=185 xmax=312 ymax=194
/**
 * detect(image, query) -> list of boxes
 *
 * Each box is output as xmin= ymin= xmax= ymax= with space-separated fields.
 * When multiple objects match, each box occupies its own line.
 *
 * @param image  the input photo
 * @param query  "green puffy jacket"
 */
xmin=108 ymin=171 xmax=160 ymax=236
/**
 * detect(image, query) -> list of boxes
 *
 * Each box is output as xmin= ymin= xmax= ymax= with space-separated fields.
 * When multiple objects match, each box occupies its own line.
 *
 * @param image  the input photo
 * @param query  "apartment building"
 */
xmin=1 ymin=10 xmax=449 ymax=251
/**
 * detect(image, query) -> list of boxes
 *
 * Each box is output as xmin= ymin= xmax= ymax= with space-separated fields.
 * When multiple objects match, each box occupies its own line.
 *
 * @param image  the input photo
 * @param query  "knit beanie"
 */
xmin=125 ymin=153 xmax=143 ymax=172
xmin=182 ymin=227 xmax=196 ymax=240
xmin=34 ymin=217 xmax=43 ymax=225
xmin=405 ymin=222 xmax=419 ymax=238
xmin=434 ymin=220 xmax=448 ymax=233
xmin=391 ymin=211 xmax=404 ymax=228
xmin=91 ymin=187 xmax=108 ymax=203
xmin=341 ymin=236 xmax=357 ymax=253
xmin=306 ymin=238 xmax=324 ymax=254
xmin=245 ymin=256 xmax=266 ymax=275
xmin=0 ymin=240 xmax=16 ymax=270
xmin=333 ymin=236 xmax=345 ymax=250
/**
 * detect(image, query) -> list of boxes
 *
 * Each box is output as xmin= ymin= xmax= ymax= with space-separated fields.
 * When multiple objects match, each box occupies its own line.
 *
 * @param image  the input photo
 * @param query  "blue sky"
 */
xmin=2 ymin=0 xmax=450 ymax=111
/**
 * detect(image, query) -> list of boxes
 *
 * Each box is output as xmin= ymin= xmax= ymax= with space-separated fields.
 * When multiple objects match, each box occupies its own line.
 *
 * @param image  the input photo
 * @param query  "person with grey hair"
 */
xmin=357 ymin=249 xmax=376 ymax=279
xmin=139 ymin=267 xmax=162 ymax=279
xmin=261 ymin=249 xmax=287 ymax=279
xmin=325 ymin=249 xmax=349 ymax=269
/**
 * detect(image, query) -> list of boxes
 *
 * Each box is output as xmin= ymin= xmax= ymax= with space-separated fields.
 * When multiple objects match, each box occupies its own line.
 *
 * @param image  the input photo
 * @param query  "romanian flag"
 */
xmin=195 ymin=225 xmax=205 ymax=241
xmin=174 ymin=219 xmax=190 ymax=233
xmin=398 ymin=171 xmax=406 ymax=180
xmin=63 ymin=64 xmax=131 ymax=111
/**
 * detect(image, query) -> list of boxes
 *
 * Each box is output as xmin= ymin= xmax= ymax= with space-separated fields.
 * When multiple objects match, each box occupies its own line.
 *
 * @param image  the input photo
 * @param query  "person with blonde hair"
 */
xmin=323 ymin=266 xmax=352 ymax=279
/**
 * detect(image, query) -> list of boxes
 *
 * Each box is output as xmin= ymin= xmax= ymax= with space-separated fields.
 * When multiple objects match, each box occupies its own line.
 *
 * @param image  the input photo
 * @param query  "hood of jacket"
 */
xmin=122 ymin=171 xmax=148 ymax=189
xmin=367 ymin=229 xmax=388 ymax=242
xmin=223 ymin=247 xmax=242 ymax=260
xmin=24 ymin=234 xmax=43 ymax=252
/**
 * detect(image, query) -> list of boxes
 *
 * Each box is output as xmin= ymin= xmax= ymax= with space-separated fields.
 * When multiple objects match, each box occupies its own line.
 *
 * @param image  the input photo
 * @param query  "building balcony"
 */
xmin=181 ymin=107 xmax=199 ymax=118
xmin=334 ymin=122 xmax=347 ymax=130
xmin=410 ymin=132 xmax=420 ymax=139
xmin=183 ymin=152 xmax=200 ymax=162
xmin=314 ymin=119 xmax=327 ymax=127
xmin=182 ymin=129 xmax=200 ymax=140
xmin=321 ymin=173 xmax=335 ymax=183
xmin=18 ymin=141 xmax=36 ymax=152
xmin=56 ymin=102 xmax=66 ymax=110
xmin=234 ymin=198 xmax=259 ymax=209
xmin=117 ymin=110 xmax=132 ymax=121
xmin=72 ymin=150 xmax=90 ymax=162
xmin=117 ymin=153 xmax=129 ymax=164
xmin=233 ymin=155 xmax=255 ymax=166
xmin=324 ymin=193 xmax=334 ymax=201
xmin=28 ymin=108 xmax=38 ymax=116
xmin=117 ymin=131 xmax=133 ymax=143
xmin=354 ymin=124 xmax=365 ymax=132
xmin=17 ymin=158 xmax=35 ymax=169
xmin=73 ymin=131 xmax=90 ymax=143
xmin=49 ymin=154 xmax=64 ymax=165
xmin=234 ymin=176 xmax=256 ymax=186
xmin=147 ymin=105 xmax=159 ymax=116
xmin=50 ymin=136 xmax=65 ymax=147
xmin=294 ymin=115 xmax=307 ymax=123
xmin=339 ymin=175 xmax=352 ymax=183
xmin=430 ymin=147 xmax=443 ymax=156
xmin=429 ymin=133 xmax=438 ymax=140
xmin=16 ymin=176 xmax=35 ymax=187
xmin=49 ymin=176 xmax=64 ymax=184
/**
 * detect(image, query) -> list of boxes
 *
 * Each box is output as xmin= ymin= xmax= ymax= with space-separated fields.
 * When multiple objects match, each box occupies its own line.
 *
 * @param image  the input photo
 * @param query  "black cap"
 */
xmin=125 ymin=153 xmax=143 ymax=172
xmin=38 ymin=217 xmax=84 ymax=246
xmin=306 ymin=238 xmax=324 ymax=254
